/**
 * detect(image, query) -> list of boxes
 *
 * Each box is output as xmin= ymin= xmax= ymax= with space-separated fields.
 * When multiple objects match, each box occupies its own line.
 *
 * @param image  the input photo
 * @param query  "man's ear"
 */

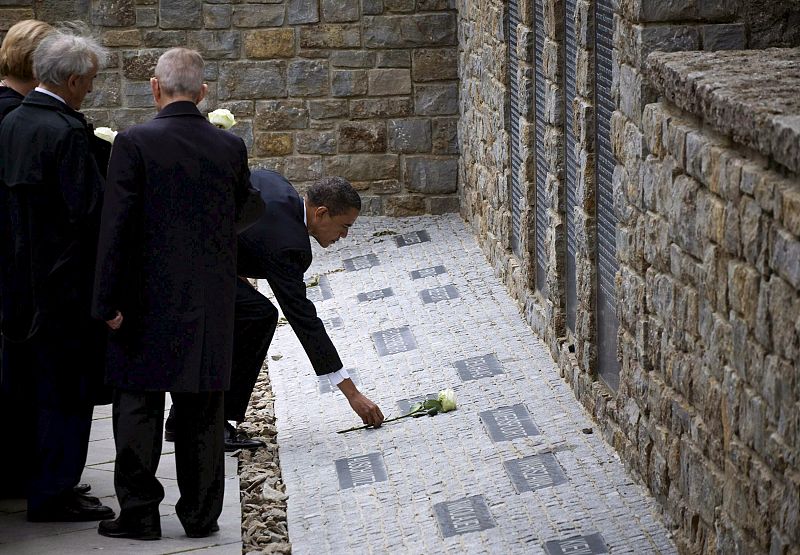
xmin=66 ymin=73 xmax=80 ymax=92
xmin=315 ymin=205 xmax=329 ymax=220
xmin=150 ymin=77 xmax=160 ymax=103
xmin=196 ymin=83 xmax=208 ymax=104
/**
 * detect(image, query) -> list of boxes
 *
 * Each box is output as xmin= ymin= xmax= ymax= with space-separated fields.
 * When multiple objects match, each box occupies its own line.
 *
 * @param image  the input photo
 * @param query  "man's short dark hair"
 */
xmin=306 ymin=176 xmax=361 ymax=216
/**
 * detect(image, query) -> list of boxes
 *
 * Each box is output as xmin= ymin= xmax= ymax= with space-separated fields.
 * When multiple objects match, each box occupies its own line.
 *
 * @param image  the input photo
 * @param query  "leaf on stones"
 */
xmin=271 ymin=354 xmax=283 ymax=361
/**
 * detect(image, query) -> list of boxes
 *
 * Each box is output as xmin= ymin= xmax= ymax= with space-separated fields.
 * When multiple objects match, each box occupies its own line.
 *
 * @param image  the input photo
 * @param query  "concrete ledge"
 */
xmin=646 ymin=47 xmax=800 ymax=174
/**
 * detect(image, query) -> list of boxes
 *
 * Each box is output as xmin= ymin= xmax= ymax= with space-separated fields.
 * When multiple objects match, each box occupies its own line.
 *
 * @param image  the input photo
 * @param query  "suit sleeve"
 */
xmin=56 ymin=128 xmax=100 ymax=224
xmin=263 ymin=250 xmax=343 ymax=376
xmin=92 ymin=132 xmax=142 ymax=321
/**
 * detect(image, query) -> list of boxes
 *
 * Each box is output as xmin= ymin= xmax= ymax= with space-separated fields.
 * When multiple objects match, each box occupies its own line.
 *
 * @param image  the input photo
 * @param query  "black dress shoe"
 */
xmin=98 ymin=517 xmax=161 ymax=541
xmin=28 ymin=494 xmax=116 ymax=522
xmin=73 ymin=483 xmax=91 ymax=495
xmin=224 ymin=422 xmax=264 ymax=452
xmin=164 ymin=416 xmax=176 ymax=442
xmin=185 ymin=521 xmax=219 ymax=538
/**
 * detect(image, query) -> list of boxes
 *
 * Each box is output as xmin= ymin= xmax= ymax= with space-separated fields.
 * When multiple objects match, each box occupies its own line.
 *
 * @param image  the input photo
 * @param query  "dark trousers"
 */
xmin=225 ymin=279 xmax=277 ymax=422
xmin=113 ymin=389 xmax=224 ymax=532
xmin=25 ymin=322 xmax=98 ymax=512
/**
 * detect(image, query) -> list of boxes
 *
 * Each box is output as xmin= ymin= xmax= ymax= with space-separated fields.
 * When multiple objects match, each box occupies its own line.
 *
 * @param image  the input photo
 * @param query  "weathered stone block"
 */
xmin=702 ymin=24 xmax=746 ymax=51
xmin=331 ymin=70 xmax=368 ymax=97
xmin=427 ymin=195 xmax=459 ymax=214
xmin=226 ymin=120 xmax=253 ymax=151
xmin=160 ymin=0 xmax=202 ymax=29
xmin=111 ymin=108 xmax=155 ymax=130
xmin=363 ymin=14 xmax=456 ymax=48
xmin=362 ymin=0 xmax=383 ymax=15
xmin=624 ymin=0 xmax=695 ymax=24
xmin=322 ymin=0 xmax=359 ymax=22
xmin=350 ymin=97 xmax=412 ymax=119
xmin=288 ymin=60 xmax=329 ymax=97
xmin=287 ymin=0 xmax=319 ymax=24
xmin=84 ymin=73 xmax=121 ymax=108
xmin=187 ymin=31 xmax=241 ymax=60
xmin=284 ymin=156 xmax=323 ymax=181
xmin=143 ymin=31 xmax=186 ymax=48
xmin=414 ymin=83 xmax=458 ymax=115
xmin=309 ymin=99 xmax=348 ymax=120
xmin=388 ymin=118 xmax=431 ymax=153
xmin=233 ymin=4 xmax=285 ymax=27
xmin=25 ymin=1 xmax=86 ymax=23
xmin=219 ymin=61 xmax=287 ymax=100
xmin=299 ymin=24 xmax=361 ymax=48
xmin=771 ymin=228 xmax=800 ymax=289
xmin=204 ymin=4 xmax=232 ymax=29
xmin=338 ymin=121 xmax=386 ymax=152
xmin=255 ymin=133 xmax=294 ymax=157
xmin=296 ymin=130 xmax=336 ymax=154
xmin=135 ymin=6 xmax=157 ymax=27
xmin=385 ymin=195 xmax=425 ymax=215
xmin=103 ymin=30 xmax=141 ymax=47
xmin=367 ymin=69 xmax=411 ymax=96
xmin=244 ymin=29 xmax=295 ymax=59
xmin=417 ymin=0 xmax=453 ymax=10
xmin=255 ymin=100 xmax=308 ymax=130
xmin=376 ymin=50 xmax=410 ymax=68
xmin=323 ymin=154 xmax=399 ymax=180
xmin=92 ymin=0 xmax=135 ymax=26
xmin=122 ymin=50 xmax=162 ymax=80
xmin=432 ymin=117 xmax=457 ymax=154
xmin=330 ymin=51 xmax=375 ymax=67
xmin=778 ymin=184 xmax=800 ymax=237
xmin=123 ymin=81 xmax=155 ymax=108
xmin=412 ymin=48 xmax=457 ymax=82
xmin=403 ymin=156 xmax=457 ymax=193
xmin=384 ymin=0 xmax=414 ymax=12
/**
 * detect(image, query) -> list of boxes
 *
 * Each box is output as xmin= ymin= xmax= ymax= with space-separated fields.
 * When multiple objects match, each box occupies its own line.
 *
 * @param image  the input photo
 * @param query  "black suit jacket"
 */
xmin=92 ymin=101 xmax=252 ymax=392
xmin=238 ymin=170 xmax=343 ymax=375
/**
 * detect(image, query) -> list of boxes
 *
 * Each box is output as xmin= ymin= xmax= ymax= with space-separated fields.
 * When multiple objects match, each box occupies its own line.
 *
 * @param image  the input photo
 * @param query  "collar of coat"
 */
xmin=155 ymin=100 xmax=205 ymax=120
xmin=22 ymin=90 xmax=87 ymax=126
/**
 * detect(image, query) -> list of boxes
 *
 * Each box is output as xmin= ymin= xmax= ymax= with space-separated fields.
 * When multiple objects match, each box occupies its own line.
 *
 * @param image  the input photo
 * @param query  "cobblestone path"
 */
xmin=264 ymin=215 xmax=677 ymax=555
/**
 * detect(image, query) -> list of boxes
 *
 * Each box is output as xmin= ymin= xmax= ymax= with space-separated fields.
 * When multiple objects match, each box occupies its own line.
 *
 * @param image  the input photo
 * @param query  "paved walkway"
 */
xmin=268 ymin=214 xmax=678 ymax=554
xmin=0 ymin=401 xmax=241 ymax=554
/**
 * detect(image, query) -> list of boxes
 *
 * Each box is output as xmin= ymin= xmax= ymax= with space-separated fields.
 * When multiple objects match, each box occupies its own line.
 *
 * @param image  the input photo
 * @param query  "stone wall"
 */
xmin=458 ymin=0 xmax=800 ymax=553
xmin=0 ymin=0 xmax=460 ymax=215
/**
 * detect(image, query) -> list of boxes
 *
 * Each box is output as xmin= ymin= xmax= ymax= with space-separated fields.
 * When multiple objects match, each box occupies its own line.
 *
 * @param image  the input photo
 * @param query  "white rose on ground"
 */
xmin=438 ymin=389 xmax=457 ymax=412
xmin=94 ymin=126 xmax=117 ymax=144
xmin=208 ymin=108 xmax=236 ymax=129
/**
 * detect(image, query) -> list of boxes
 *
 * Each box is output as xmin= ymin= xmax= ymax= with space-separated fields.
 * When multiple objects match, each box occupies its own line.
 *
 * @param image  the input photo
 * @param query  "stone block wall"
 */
xmin=459 ymin=0 xmax=800 ymax=553
xmin=0 ymin=0 xmax=460 ymax=215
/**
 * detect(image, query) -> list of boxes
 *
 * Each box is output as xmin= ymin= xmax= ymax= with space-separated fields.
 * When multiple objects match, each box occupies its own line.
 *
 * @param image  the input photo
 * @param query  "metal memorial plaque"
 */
xmin=394 ymin=230 xmax=431 ymax=247
xmin=410 ymin=265 xmax=447 ymax=280
xmin=320 ymin=313 xmax=344 ymax=329
xmin=543 ymin=533 xmax=608 ymax=555
xmin=420 ymin=284 xmax=459 ymax=304
xmin=479 ymin=404 xmax=540 ymax=442
xmin=357 ymin=287 xmax=394 ymax=302
xmin=334 ymin=452 xmax=388 ymax=489
xmin=306 ymin=275 xmax=333 ymax=302
xmin=504 ymin=453 xmax=567 ymax=492
xmin=319 ymin=368 xmax=360 ymax=394
xmin=453 ymin=353 xmax=504 ymax=381
xmin=343 ymin=253 xmax=380 ymax=272
xmin=434 ymin=495 xmax=496 ymax=538
xmin=396 ymin=392 xmax=438 ymax=413
xmin=372 ymin=326 xmax=417 ymax=356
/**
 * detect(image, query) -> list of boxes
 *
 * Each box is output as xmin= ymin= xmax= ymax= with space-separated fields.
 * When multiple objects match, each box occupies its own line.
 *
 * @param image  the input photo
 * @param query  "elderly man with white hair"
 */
xmin=92 ymin=47 xmax=256 ymax=541
xmin=0 ymin=28 xmax=114 ymax=521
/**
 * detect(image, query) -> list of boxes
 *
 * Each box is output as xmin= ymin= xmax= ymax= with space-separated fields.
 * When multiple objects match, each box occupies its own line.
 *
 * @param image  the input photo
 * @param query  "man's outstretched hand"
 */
xmin=337 ymin=378 xmax=384 ymax=428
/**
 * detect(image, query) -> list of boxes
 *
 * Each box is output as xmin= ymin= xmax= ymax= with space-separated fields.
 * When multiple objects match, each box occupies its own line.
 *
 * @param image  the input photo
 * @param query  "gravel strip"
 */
xmin=237 ymin=362 xmax=292 ymax=555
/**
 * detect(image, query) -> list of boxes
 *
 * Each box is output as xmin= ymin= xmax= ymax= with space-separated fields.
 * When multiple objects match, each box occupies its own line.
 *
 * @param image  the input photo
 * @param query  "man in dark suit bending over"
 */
xmin=166 ymin=170 xmax=384 ymax=449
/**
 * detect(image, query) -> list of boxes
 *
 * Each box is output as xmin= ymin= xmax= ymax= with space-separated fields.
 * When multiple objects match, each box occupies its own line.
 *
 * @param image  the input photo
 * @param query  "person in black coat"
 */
xmin=91 ymin=48 xmax=255 ymax=541
xmin=0 ymin=18 xmax=53 ymax=500
xmin=201 ymin=170 xmax=385 ymax=438
xmin=0 ymin=29 xmax=114 ymax=521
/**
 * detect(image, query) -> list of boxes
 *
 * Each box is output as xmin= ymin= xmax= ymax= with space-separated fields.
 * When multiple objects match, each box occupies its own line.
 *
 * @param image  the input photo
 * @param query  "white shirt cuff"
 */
xmin=326 ymin=368 xmax=350 ymax=387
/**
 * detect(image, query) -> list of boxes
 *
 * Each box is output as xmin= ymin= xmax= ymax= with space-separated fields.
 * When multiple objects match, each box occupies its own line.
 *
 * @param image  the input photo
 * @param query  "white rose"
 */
xmin=437 ymin=389 xmax=457 ymax=412
xmin=94 ymin=126 xmax=117 ymax=144
xmin=208 ymin=108 xmax=236 ymax=130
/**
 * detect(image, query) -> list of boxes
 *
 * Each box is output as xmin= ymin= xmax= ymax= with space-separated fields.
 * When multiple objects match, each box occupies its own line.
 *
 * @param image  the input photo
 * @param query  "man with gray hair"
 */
xmin=0 ymin=29 xmax=114 ymax=521
xmin=92 ymin=48 xmax=255 ymax=540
